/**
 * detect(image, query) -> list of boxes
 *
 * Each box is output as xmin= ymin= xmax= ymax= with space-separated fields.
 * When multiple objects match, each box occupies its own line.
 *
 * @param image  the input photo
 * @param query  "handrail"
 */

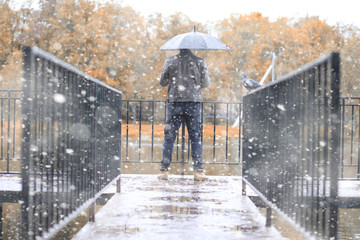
xmin=21 ymin=46 xmax=122 ymax=239
xmin=242 ymin=52 xmax=341 ymax=239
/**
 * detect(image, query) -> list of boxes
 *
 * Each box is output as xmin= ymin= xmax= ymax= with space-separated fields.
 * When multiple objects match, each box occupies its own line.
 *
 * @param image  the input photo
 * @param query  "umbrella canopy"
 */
xmin=160 ymin=28 xmax=230 ymax=51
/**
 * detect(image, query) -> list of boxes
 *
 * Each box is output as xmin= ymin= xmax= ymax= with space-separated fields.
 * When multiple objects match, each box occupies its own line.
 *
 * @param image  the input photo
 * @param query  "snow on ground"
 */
xmin=338 ymin=180 xmax=360 ymax=198
xmin=0 ymin=174 xmax=21 ymax=191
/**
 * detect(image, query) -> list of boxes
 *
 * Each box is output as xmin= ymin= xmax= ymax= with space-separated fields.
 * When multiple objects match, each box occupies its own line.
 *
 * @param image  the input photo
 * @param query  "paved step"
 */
xmin=73 ymin=174 xmax=284 ymax=240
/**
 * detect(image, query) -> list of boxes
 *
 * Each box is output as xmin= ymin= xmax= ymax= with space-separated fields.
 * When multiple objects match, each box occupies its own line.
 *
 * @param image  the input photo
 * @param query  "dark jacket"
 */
xmin=159 ymin=49 xmax=210 ymax=102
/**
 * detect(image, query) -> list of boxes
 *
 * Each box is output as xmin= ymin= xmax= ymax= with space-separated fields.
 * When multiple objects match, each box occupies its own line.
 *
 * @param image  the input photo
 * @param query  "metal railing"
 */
xmin=121 ymin=100 xmax=242 ymax=171
xmin=340 ymin=97 xmax=360 ymax=179
xmin=21 ymin=46 xmax=122 ymax=239
xmin=0 ymin=90 xmax=22 ymax=173
xmin=242 ymin=52 xmax=341 ymax=239
xmin=2 ymin=91 xmax=360 ymax=178
xmin=0 ymin=50 xmax=357 ymax=239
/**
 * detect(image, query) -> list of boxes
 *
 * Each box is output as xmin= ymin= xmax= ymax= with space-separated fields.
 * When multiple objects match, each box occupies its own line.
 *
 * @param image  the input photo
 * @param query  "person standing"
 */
xmin=158 ymin=49 xmax=210 ymax=181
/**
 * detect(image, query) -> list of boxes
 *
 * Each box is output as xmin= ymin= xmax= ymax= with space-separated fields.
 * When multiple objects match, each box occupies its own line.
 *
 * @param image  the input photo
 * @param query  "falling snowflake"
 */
xmin=88 ymin=96 xmax=97 ymax=102
xmin=54 ymin=93 xmax=66 ymax=103
xmin=178 ymin=85 xmax=186 ymax=91
xmin=53 ymin=42 xmax=62 ymax=50
xmin=277 ymin=104 xmax=286 ymax=111
xmin=66 ymin=149 xmax=74 ymax=155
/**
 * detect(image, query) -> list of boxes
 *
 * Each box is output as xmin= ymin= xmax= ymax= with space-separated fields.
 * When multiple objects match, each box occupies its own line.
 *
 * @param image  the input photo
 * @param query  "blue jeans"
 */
xmin=161 ymin=102 xmax=203 ymax=172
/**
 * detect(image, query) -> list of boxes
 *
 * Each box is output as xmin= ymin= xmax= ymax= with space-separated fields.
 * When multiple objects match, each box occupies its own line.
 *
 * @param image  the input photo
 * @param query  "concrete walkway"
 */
xmin=73 ymin=174 xmax=284 ymax=240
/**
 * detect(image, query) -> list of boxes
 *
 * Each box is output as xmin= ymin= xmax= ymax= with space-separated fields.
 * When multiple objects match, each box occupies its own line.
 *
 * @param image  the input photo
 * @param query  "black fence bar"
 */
xmin=242 ymin=52 xmax=341 ymax=239
xmin=121 ymin=100 xmax=242 ymax=166
xmin=21 ymin=46 xmax=122 ymax=239
xmin=0 ymin=90 xmax=22 ymax=174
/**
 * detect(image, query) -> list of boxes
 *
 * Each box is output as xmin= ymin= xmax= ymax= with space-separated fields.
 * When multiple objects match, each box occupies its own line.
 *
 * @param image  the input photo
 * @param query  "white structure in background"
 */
xmin=233 ymin=53 xmax=276 ymax=128
xmin=260 ymin=52 xmax=276 ymax=85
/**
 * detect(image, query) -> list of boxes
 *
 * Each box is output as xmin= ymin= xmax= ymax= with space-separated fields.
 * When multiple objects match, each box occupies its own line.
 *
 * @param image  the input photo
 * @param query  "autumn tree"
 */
xmin=335 ymin=25 xmax=360 ymax=96
xmin=17 ymin=0 xmax=149 ymax=98
xmin=1 ymin=1 xmax=359 ymax=100
xmin=212 ymin=12 xmax=276 ymax=101
xmin=211 ymin=13 xmax=344 ymax=102
xmin=0 ymin=0 xmax=33 ymax=89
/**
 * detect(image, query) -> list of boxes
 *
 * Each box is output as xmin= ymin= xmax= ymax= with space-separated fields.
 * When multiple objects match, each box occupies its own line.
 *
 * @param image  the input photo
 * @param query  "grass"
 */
xmin=121 ymin=123 xmax=242 ymax=138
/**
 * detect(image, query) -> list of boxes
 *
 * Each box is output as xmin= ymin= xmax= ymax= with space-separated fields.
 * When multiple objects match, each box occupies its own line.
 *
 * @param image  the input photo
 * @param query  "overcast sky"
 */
xmin=122 ymin=0 xmax=359 ymax=27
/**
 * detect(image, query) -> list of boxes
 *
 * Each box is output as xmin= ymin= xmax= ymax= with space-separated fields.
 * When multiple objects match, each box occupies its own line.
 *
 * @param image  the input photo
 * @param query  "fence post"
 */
xmin=21 ymin=46 xmax=34 ymax=240
xmin=181 ymin=119 xmax=185 ymax=176
xmin=242 ymin=178 xmax=246 ymax=195
xmin=89 ymin=203 xmax=96 ymax=222
xmin=0 ymin=203 xmax=3 ymax=239
xmin=6 ymin=91 xmax=10 ymax=173
xmin=266 ymin=207 xmax=272 ymax=227
xmin=116 ymin=177 xmax=121 ymax=193
xmin=329 ymin=52 xmax=341 ymax=240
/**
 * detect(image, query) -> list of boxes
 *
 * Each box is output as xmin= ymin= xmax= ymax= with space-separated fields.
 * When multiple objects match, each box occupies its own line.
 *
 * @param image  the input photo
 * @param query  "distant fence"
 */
xmin=0 ymin=90 xmax=22 ymax=173
xmin=340 ymin=97 xmax=360 ymax=179
xmin=121 ymin=100 xmax=242 ymax=173
xmin=3 ymin=94 xmax=360 ymax=178
xmin=242 ymin=52 xmax=341 ymax=239
xmin=21 ymin=46 xmax=122 ymax=239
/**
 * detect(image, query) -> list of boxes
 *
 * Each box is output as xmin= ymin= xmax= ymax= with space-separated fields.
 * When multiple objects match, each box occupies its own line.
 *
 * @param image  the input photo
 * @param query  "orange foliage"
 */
xmin=1 ymin=0 xmax=359 ymax=98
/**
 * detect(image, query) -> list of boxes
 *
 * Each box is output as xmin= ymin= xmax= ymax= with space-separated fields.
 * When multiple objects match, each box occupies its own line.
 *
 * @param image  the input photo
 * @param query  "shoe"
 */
xmin=194 ymin=170 xmax=208 ymax=181
xmin=158 ymin=169 xmax=168 ymax=180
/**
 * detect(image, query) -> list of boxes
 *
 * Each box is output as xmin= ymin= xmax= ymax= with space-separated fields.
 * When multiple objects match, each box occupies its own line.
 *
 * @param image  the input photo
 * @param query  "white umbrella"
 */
xmin=160 ymin=27 xmax=230 ymax=51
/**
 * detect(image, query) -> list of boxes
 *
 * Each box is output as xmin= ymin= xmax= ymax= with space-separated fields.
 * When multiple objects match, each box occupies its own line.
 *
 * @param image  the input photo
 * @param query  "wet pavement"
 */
xmin=73 ymin=174 xmax=284 ymax=240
